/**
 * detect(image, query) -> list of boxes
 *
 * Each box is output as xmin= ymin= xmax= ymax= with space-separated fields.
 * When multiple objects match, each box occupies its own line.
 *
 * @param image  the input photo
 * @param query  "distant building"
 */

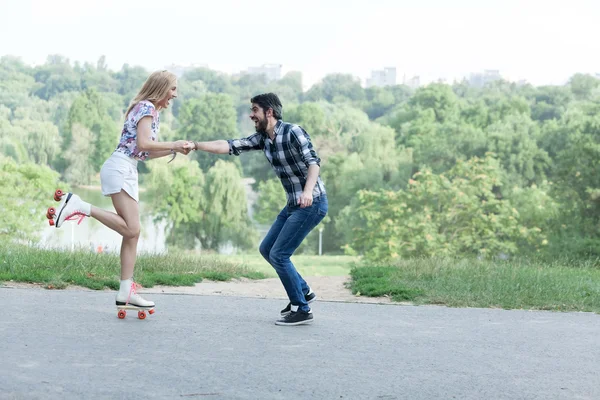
xmin=366 ymin=67 xmax=397 ymax=87
xmin=165 ymin=63 xmax=209 ymax=77
xmin=243 ymin=64 xmax=282 ymax=82
xmin=403 ymin=75 xmax=420 ymax=89
xmin=468 ymin=69 xmax=502 ymax=88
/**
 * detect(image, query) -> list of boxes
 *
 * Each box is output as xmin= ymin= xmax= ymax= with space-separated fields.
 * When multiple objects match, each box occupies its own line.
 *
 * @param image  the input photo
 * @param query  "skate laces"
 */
xmin=65 ymin=212 xmax=86 ymax=225
xmin=126 ymin=282 xmax=144 ymax=305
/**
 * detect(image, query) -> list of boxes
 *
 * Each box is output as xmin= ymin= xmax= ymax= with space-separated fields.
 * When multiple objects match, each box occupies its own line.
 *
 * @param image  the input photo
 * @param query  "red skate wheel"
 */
xmin=48 ymin=219 xmax=55 ymax=226
xmin=148 ymin=309 xmax=155 ymax=315
xmin=138 ymin=311 xmax=147 ymax=320
xmin=118 ymin=310 xmax=126 ymax=319
xmin=54 ymin=189 xmax=63 ymax=202
xmin=47 ymin=207 xmax=56 ymax=216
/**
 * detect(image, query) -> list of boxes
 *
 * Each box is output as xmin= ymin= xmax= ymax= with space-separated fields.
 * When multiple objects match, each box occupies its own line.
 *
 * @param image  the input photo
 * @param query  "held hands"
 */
xmin=173 ymin=140 xmax=195 ymax=155
xmin=183 ymin=141 xmax=197 ymax=152
xmin=298 ymin=190 xmax=313 ymax=208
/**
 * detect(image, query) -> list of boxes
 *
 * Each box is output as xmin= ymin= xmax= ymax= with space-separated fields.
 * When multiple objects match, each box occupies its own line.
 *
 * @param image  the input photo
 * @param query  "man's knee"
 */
xmin=268 ymin=249 xmax=289 ymax=267
xmin=259 ymin=242 xmax=271 ymax=261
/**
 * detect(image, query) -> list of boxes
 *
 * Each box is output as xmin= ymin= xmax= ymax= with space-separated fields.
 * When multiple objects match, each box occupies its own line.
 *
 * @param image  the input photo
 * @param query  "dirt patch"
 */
xmin=145 ymin=275 xmax=394 ymax=304
xmin=1 ymin=276 xmax=395 ymax=304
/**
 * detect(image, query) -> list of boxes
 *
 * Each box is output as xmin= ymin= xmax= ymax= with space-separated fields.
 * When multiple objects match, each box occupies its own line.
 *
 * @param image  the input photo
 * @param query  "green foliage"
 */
xmin=63 ymin=124 xmax=96 ymax=185
xmin=305 ymin=74 xmax=365 ymax=103
xmin=147 ymin=158 xmax=256 ymax=251
xmin=0 ymin=156 xmax=66 ymax=242
xmin=253 ymin=179 xmax=286 ymax=225
xmin=569 ymin=73 xmax=600 ymax=100
xmin=178 ymin=93 xmax=239 ymax=171
xmin=66 ymin=89 xmax=118 ymax=172
xmin=1 ymin=54 xmax=599 ymax=260
xmin=341 ymin=155 xmax=547 ymax=262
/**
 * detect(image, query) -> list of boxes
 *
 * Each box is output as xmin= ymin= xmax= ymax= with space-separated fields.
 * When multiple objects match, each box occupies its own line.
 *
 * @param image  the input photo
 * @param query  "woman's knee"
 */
xmin=124 ymin=225 xmax=141 ymax=239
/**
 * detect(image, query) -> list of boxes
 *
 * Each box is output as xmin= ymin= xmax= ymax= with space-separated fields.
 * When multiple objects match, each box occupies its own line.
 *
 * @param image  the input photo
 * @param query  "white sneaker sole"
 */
xmin=275 ymin=318 xmax=314 ymax=326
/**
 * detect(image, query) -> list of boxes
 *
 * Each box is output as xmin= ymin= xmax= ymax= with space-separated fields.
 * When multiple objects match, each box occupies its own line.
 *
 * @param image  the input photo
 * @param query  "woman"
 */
xmin=48 ymin=70 xmax=190 ymax=310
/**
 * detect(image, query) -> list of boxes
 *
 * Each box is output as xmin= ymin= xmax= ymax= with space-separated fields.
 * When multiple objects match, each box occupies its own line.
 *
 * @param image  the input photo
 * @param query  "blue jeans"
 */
xmin=259 ymin=195 xmax=328 ymax=312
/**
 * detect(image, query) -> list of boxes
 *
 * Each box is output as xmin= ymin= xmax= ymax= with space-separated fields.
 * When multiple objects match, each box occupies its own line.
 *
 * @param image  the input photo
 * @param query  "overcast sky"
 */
xmin=1 ymin=0 xmax=598 ymax=89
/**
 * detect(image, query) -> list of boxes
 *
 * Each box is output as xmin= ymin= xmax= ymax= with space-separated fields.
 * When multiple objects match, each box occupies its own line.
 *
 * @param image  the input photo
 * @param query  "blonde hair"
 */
xmin=124 ymin=70 xmax=177 ymax=120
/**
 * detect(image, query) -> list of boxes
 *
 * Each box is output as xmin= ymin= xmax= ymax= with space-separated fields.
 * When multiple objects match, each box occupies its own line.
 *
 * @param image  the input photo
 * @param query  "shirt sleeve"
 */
xmin=290 ymin=125 xmax=321 ymax=167
xmin=227 ymin=133 xmax=264 ymax=156
xmin=132 ymin=101 xmax=156 ymax=126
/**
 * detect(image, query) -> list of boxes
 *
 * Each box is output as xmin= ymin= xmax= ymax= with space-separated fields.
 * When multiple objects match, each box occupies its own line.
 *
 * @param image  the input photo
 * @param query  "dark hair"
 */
xmin=250 ymin=93 xmax=282 ymax=120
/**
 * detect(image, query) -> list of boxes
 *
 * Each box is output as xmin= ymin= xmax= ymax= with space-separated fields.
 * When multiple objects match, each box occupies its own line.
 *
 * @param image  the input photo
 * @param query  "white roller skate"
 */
xmin=46 ymin=189 xmax=91 ymax=228
xmin=115 ymin=280 xmax=156 ymax=320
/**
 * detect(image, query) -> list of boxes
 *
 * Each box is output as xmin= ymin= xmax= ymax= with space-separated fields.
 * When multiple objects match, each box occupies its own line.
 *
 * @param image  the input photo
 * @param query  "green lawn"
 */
xmin=0 ymin=244 xmax=266 ymax=290
xmin=206 ymin=253 xmax=358 ymax=278
xmin=349 ymin=257 xmax=600 ymax=313
xmin=0 ymin=243 xmax=357 ymax=290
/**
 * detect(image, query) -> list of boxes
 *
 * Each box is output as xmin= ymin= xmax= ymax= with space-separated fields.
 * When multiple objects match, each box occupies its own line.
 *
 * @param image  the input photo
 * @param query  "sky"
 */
xmin=1 ymin=0 xmax=598 ymax=89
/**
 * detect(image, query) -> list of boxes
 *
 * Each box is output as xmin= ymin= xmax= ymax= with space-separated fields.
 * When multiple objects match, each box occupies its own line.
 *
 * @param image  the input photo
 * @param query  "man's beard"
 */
xmin=256 ymin=118 xmax=268 ymax=133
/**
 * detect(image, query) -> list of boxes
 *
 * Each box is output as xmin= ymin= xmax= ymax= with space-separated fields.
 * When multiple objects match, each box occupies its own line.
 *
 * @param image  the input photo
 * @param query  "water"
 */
xmin=39 ymin=187 xmax=168 ymax=254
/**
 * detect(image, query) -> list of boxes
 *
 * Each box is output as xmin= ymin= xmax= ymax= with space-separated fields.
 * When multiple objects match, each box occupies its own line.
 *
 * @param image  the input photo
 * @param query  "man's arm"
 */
xmin=291 ymin=126 xmax=323 ymax=208
xmin=192 ymin=140 xmax=230 ymax=154
xmin=190 ymin=134 xmax=263 ymax=155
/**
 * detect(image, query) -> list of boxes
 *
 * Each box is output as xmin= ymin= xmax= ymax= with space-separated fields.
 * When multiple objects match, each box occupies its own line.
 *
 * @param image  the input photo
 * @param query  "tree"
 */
xmin=340 ymin=155 xmax=547 ymax=262
xmin=12 ymin=119 xmax=61 ymax=166
xmin=0 ymin=155 xmax=65 ymax=242
xmin=305 ymin=74 xmax=365 ymax=103
xmin=65 ymin=89 xmax=118 ymax=173
xmin=63 ymin=124 xmax=96 ymax=185
xmin=177 ymin=93 xmax=239 ymax=171
xmin=253 ymin=179 xmax=286 ymax=225
xmin=146 ymin=156 xmax=207 ymax=249
xmin=485 ymin=114 xmax=551 ymax=187
xmin=410 ymin=83 xmax=459 ymax=123
xmin=33 ymin=55 xmax=81 ymax=100
xmin=569 ymin=73 xmax=600 ymax=100
xmin=147 ymin=158 xmax=256 ymax=251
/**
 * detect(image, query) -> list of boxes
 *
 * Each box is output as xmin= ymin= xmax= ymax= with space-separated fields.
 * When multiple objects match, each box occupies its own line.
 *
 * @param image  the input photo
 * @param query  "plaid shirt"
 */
xmin=228 ymin=120 xmax=327 ymax=206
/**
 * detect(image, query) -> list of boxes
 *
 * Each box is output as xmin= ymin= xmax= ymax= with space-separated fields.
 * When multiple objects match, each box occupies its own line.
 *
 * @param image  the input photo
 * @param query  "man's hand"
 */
xmin=298 ymin=190 xmax=313 ymax=208
xmin=182 ymin=141 xmax=196 ymax=153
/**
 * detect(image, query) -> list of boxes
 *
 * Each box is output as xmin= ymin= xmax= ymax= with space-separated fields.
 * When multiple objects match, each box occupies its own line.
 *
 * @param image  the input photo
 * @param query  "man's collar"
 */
xmin=273 ymin=120 xmax=283 ymax=136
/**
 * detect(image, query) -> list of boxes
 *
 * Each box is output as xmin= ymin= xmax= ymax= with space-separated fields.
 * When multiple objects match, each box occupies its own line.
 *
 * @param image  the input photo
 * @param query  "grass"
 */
xmin=209 ymin=253 xmax=357 ymax=278
xmin=349 ymin=257 xmax=600 ymax=313
xmin=0 ymin=243 xmax=267 ymax=290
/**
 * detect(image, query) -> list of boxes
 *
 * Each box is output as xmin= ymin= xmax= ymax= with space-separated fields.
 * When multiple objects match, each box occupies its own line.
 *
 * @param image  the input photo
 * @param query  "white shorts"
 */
xmin=100 ymin=152 xmax=139 ymax=202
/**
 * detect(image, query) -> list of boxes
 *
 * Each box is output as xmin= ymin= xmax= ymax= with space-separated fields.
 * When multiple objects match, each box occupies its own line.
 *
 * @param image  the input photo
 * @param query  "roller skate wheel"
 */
xmin=148 ymin=309 xmax=155 ymax=315
xmin=138 ymin=311 xmax=147 ymax=320
xmin=118 ymin=310 xmax=126 ymax=319
xmin=48 ymin=219 xmax=55 ymax=226
xmin=54 ymin=189 xmax=64 ymax=202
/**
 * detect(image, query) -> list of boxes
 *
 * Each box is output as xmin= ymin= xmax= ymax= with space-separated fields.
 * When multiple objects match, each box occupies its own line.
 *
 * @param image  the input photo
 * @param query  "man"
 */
xmin=189 ymin=93 xmax=327 ymax=326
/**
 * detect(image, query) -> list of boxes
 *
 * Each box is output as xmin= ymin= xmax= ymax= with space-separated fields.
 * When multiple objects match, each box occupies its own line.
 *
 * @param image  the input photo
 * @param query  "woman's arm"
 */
xmin=148 ymin=149 xmax=177 ymax=159
xmin=137 ymin=116 xmax=187 ymax=153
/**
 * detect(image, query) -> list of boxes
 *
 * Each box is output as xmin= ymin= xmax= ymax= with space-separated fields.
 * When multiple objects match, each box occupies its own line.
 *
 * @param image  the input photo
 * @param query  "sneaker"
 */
xmin=115 ymin=282 xmax=155 ymax=308
xmin=280 ymin=289 xmax=316 ymax=316
xmin=275 ymin=310 xmax=313 ymax=326
xmin=55 ymin=193 xmax=91 ymax=228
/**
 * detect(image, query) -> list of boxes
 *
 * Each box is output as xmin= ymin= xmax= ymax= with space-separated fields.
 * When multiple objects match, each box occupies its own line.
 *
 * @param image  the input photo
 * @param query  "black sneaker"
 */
xmin=280 ymin=290 xmax=317 ymax=316
xmin=275 ymin=311 xmax=314 ymax=326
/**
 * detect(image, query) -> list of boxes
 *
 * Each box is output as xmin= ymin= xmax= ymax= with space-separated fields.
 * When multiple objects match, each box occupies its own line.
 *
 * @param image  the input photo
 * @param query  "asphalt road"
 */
xmin=0 ymin=287 xmax=598 ymax=400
